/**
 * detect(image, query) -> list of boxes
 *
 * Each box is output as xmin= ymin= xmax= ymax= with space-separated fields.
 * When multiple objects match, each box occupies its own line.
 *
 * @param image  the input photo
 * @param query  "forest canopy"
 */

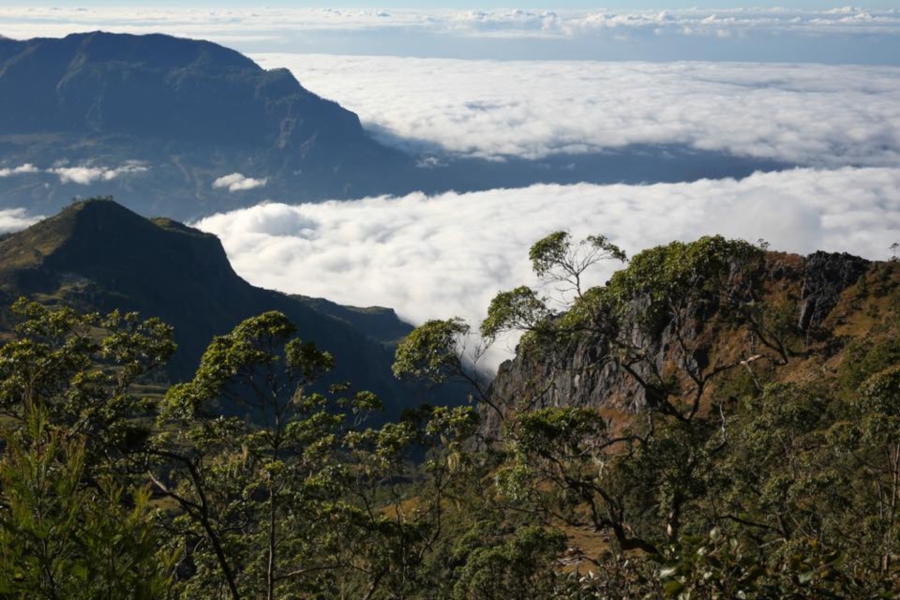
xmin=1 ymin=232 xmax=900 ymax=598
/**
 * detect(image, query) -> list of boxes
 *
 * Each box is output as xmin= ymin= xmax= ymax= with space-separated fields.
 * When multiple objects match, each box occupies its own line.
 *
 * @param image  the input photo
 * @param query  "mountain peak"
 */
xmin=52 ymin=197 xmax=236 ymax=279
xmin=0 ymin=200 xmax=426 ymax=414
xmin=61 ymin=31 xmax=259 ymax=72
xmin=61 ymin=195 xmax=158 ymax=224
xmin=0 ymin=197 xmax=239 ymax=300
xmin=60 ymin=197 xmax=215 ymax=240
xmin=0 ymin=31 xmax=407 ymax=218
xmin=0 ymin=31 xmax=353 ymax=145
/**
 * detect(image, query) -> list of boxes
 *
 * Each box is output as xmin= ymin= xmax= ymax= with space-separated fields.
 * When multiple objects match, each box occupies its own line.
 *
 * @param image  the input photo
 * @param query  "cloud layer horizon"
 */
xmin=2 ymin=6 xmax=899 ymax=63
xmin=194 ymin=167 xmax=900 ymax=368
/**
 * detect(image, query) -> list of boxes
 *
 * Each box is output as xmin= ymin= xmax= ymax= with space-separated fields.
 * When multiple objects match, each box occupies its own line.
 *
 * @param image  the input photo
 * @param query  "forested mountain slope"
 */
xmin=1 ymin=221 xmax=898 ymax=597
xmin=0 ymin=198 xmax=428 ymax=416
xmin=392 ymin=232 xmax=900 ymax=596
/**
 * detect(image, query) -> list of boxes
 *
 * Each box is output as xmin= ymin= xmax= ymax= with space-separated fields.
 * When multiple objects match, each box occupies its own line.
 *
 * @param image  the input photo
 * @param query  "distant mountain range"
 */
xmin=0 ymin=32 xmax=790 ymax=220
xmin=0 ymin=198 xmax=442 ymax=419
xmin=0 ymin=32 xmax=418 ymax=219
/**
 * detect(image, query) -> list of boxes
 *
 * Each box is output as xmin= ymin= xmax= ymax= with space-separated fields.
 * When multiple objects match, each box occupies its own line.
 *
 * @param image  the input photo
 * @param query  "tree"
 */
xmin=393 ymin=318 xmax=495 ymax=417
xmin=481 ymin=231 xmax=626 ymax=347
xmin=396 ymin=233 xmax=812 ymax=579
xmin=0 ymin=298 xmax=176 ymax=466
xmin=0 ymin=298 xmax=177 ymax=597
xmin=0 ymin=410 xmax=175 ymax=599
xmin=451 ymin=525 xmax=566 ymax=600
xmin=833 ymin=365 xmax=900 ymax=578
xmin=338 ymin=403 xmax=484 ymax=599
xmin=153 ymin=311 xmax=383 ymax=600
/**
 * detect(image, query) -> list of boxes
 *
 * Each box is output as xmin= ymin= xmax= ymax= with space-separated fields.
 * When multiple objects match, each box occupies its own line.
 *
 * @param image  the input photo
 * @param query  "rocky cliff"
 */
xmin=484 ymin=243 xmax=894 ymax=441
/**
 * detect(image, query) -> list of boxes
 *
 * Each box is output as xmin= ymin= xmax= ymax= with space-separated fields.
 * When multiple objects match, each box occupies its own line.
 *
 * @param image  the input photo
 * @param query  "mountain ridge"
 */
xmin=0 ymin=31 xmax=795 ymax=221
xmin=0 ymin=197 xmax=438 ymax=418
xmin=0 ymin=32 xmax=412 ymax=218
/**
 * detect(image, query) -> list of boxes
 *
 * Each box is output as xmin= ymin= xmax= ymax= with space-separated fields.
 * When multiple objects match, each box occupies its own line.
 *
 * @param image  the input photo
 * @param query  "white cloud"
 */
xmin=48 ymin=162 xmax=148 ymax=185
xmin=0 ymin=7 xmax=897 ymax=63
xmin=1 ymin=7 xmax=898 ymax=40
xmin=0 ymin=164 xmax=39 ymax=177
xmin=194 ymin=167 xmax=900 ymax=369
xmin=0 ymin=162 xmax=148 ymax=184
xmin=259 ymin=54 xmax=900 ymax=168
xmin=212 ymin=173 xmax=268 ymax=193
xmin=0 ymin=208 xmax=43 ymax=234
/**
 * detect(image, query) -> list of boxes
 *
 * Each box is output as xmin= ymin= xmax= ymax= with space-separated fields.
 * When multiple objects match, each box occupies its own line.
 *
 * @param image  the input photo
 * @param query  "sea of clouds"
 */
xmin=260 ymin=55 xmax=900 ymax=166
xmin=194 ymin=167 xmax=900 ymax=366
xmin=190 ymin=53 xmax=899 ymax=367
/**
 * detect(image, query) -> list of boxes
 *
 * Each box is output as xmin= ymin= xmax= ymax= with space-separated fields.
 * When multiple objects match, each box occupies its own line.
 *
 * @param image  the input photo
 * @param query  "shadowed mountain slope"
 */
xmin=0 ymin=198 xmax=433 ymax=418
xmin=0 ymin=32 xmax=412 ymax=218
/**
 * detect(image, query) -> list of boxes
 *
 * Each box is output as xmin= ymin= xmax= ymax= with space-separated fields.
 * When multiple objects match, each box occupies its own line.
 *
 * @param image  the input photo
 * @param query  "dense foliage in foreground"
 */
xmin=1 ymin=233 xmax=900 ymax=599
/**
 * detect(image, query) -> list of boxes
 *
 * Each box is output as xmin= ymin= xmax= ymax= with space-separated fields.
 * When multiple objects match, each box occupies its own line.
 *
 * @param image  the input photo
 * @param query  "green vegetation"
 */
xmin=397 ymin=232 xmax=900 ymax=597
xmin=1 ymin=232 xmax=900 ymax=598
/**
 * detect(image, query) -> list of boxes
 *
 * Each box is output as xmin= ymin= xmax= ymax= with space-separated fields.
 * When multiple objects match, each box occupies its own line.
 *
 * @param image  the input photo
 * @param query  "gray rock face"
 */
xmin=798 ymin=251 xmax=870 ymax=330
xmin=485 ymin=250 xmax=870 ymax=440
xmin=483 ymin=292 xmax=696 ymax=442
